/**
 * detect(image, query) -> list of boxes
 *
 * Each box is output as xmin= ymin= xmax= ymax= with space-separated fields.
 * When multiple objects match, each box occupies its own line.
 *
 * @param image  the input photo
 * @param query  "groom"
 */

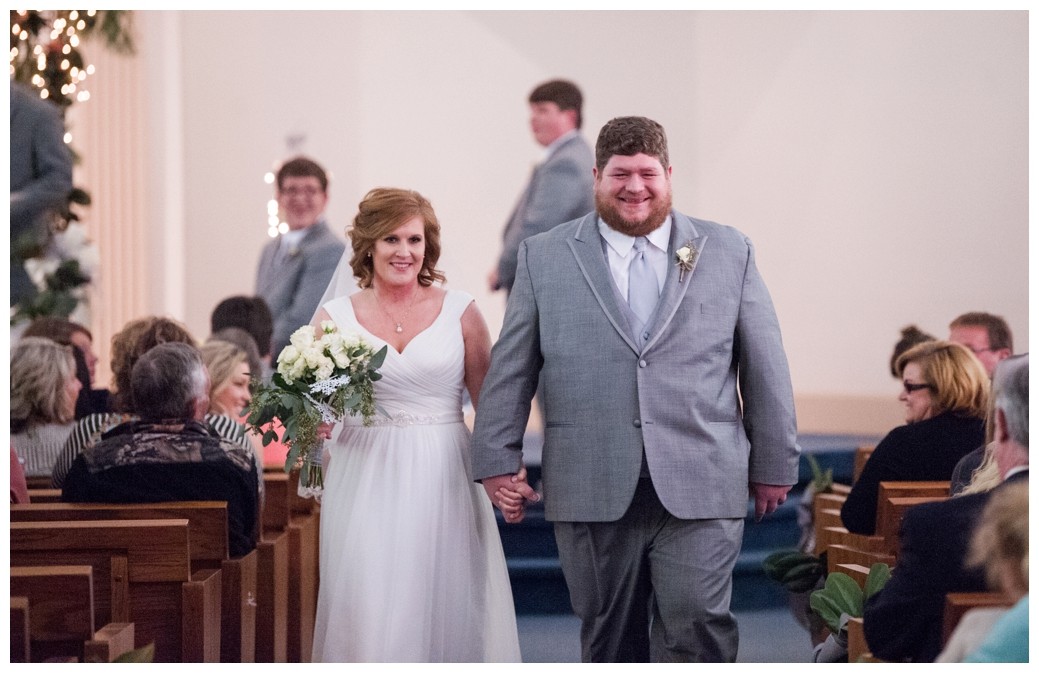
xmin=472 ymin=116 xmax=800 ymax=662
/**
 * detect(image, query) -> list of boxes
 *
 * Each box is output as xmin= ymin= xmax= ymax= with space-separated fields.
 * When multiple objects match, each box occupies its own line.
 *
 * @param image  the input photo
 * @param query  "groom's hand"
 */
xmin=482 ymin=467 xmax=540 ymax=524
xmin=750 ymin=482 xmax=791 ymax=522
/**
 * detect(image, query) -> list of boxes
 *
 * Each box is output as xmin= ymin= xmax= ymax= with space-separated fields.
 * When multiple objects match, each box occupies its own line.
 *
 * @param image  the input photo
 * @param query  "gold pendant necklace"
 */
xmin=374 ymin=289 xmax=417 ymax=334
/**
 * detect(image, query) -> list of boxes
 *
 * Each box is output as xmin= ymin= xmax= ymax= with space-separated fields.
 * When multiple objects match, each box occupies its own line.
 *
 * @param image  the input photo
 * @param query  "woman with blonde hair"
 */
xmin=200 ymin=339 xmax=253 ymax=418
xmin=841 ymin=340 xmax=989 ymax=534
xmin=11 ymin=337 xmax=82 ymax=477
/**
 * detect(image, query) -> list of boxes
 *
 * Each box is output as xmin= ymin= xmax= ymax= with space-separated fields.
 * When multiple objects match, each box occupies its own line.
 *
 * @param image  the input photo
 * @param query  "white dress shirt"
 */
xmin=598 ymin=216 xmax=672 ymax=300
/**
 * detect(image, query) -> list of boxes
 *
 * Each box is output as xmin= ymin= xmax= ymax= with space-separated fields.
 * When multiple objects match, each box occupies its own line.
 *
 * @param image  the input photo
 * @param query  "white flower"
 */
xmin=278 ymin=344 xmax=300 ymax=365
xmin=289 ymin=326 xmax=315 ymax=350
xmin=320 ymin=320 xmax=337 ymax=334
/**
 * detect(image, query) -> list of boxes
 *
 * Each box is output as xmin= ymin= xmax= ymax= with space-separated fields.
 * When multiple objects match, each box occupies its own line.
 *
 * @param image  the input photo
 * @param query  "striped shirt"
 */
xmin=12 ymin=423 xmax=76 ymax=478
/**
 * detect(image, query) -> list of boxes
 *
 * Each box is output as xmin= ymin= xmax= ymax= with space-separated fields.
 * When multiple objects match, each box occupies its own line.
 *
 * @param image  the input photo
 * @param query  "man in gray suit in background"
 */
xmin=472 ymin=117 xmax=800 ymax=662
xmin=10 ymin=81 xmax=73 ymax=307
xmin=489 ymin=79 xmax=595 ymax=294
xmin=255 ymin=156 xmax=345 ymax=355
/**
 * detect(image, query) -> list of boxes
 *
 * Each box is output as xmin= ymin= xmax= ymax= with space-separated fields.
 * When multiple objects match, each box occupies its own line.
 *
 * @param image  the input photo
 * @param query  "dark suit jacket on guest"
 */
xmin=496 ymin=133 xmax=594 ymax=292
xmin=62 ymin=420 xmax=260 ymax=558
xmin=255 ymin=220 xmax=345 ymax=355
xmin=863 ymin=470 xmax=1028 ymax=662
xmin=840 ymin=411 xmax=984 ymax=534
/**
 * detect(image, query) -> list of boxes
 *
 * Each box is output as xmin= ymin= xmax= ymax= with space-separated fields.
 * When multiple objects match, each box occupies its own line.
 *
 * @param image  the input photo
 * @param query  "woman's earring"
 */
xmin=367 ymin=252 xmax=372 ymax=258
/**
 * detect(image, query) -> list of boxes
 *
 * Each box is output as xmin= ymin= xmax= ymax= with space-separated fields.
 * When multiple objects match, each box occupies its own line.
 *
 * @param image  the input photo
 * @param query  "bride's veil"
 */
xmin=312 ymin=245 xmax=362 ymax=323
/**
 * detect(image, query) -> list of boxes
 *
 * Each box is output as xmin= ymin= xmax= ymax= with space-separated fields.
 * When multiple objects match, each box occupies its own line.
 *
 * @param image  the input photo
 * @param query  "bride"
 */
xmin=309 ymin=187 xmax=522 ymax=662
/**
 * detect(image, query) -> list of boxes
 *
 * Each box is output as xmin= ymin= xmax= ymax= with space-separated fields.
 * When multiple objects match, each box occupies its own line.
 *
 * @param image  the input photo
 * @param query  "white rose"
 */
xmin=290 ymin=326 xmax=315 ymax=350
xmin=332 ymin=351 xmax=350 ymax=369
xmin=320 ymin=320 xmax=337 ymax=334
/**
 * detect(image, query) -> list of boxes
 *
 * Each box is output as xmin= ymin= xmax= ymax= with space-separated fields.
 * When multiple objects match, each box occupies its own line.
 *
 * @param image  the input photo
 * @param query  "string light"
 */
xmin=265 ymin=173 xmax=287 ymax=238
xmin=9 ymin=10 xmax=100 ymax=109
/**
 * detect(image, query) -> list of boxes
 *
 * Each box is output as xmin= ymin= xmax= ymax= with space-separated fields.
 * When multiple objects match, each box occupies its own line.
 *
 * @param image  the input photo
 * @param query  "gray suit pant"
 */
xmin=554 ymin=478 xmax=743 ymax=662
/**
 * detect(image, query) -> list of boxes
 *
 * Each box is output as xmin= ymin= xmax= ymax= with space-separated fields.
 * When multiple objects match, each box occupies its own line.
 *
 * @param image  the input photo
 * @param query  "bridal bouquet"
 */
xmin=246 ymin=321 xmax=387 ymax=498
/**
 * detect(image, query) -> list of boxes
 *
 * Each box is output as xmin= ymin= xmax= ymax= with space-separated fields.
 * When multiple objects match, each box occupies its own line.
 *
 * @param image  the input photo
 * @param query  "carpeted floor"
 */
xmin=517 ymin=608 xmax=816 ymax=663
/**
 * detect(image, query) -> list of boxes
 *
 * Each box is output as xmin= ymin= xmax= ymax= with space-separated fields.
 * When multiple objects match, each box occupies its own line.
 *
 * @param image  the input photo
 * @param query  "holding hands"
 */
xmin=482 ymin=466 xmax=540 ymax=523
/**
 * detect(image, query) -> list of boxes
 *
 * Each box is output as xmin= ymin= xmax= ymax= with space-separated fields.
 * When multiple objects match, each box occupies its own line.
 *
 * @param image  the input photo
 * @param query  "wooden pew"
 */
xmin=942 ymin=592 xmax=1013 ymax=644
xmin=875 ymin=495 xmax=949 ymax=556
xmin=257 ymin=471 xmax=291 ymax=662
xmin=11 ymin=596 xmax=30 ymax=663
xmin=10 ymin=565 xmax=94 ymax=661
xmin=26 ymin=488 xmax=62 ymax=503
xmin=877 ymin=480 xmax=950 ymax=504
xmin=262 ymin=469 xmax=321 ymax=662
xmin=10 ymin=565 xmax=134 ymax=662
xmin=10 ymin=501 xmax=257 ymax=663
xmin=846 ymin=616 xmax=881 ymax=662
xmin=25 ymin=475 xmax=53 ymax=490
xmin=10 ymin=519 xmax=221 ymax=662
xmin=852 ymin=445 xmax=876 ymax=484
xmin=83 ymin=622 xmax=136 ymax=662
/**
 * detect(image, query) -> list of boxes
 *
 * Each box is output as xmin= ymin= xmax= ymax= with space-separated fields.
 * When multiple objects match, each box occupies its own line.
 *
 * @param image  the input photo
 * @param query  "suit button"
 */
xmin=639 ymin=359 xmax=647 ymax=368
xmin=633 ymin=419 xmax=642 ymax=428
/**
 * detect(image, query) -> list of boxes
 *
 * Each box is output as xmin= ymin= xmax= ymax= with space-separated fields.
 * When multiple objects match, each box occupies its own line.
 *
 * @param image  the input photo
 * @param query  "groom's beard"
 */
xmin=595 ymin=188 xmax=673 ymax=238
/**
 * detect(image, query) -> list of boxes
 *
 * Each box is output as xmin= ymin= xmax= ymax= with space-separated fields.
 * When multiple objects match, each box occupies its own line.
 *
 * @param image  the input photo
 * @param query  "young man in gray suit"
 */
xmin=255 ymin=156 xmax=345 ymax=356
xmin=472 ymin=116 xmax=800 ymax=662
xmin=489 ymin=79 xmax=595 ymax=294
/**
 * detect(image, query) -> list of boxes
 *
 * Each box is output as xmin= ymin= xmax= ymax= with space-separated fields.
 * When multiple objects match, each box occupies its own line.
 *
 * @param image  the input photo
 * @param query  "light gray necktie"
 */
xmin=628 ymin=236 xmax=659 ymax=342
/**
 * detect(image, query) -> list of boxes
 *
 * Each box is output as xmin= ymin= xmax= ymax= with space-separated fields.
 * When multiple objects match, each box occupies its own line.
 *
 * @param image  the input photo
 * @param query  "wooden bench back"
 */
xmin=852 ymin=445 xmax=876 ymax=484
xmin=943 ymin=592 xmax=1013 ymax=644
xmin=26 ymin=488 xmax=62 ymax=503
xmin=876 ymin=494 xmax=949 ymax=556
xmin=11 ymin=501 xmax=230 ymax=562
xmin=10 ymin=519 xmax=196 ymax=662
xmin=10 ymin=565 xmax=95 ymax=662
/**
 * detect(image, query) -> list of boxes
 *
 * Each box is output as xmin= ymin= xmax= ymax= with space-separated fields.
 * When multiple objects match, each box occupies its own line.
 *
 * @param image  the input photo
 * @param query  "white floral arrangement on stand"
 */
xmin=16 ymin=221 xmax=100 ymax=324
xmin=245 ymin=322 xmax=387 ymax=499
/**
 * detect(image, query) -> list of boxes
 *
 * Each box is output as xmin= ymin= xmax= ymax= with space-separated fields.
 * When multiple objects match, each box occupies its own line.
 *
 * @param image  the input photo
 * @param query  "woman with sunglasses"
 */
xmin=840 ymin=340 xmax=989 ymax=534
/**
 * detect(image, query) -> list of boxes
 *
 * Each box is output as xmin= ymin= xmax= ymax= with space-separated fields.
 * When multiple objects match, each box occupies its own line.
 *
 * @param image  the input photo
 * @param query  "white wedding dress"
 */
xmin=311 ymin=290 xmax=521 ymax=663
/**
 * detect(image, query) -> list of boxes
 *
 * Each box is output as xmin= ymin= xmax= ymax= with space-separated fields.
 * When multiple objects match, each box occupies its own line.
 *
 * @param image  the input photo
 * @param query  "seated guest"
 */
xmin=207 ymin=327 xmax=263 ymax=392
xmin=948 ymin=311 xmax=1015 ymax=493
xmin=10 ymin=337 xmax=82 ymax=477
xmin=21 ymin=316 xmax=109 ymax=417
xmin=888 ymin=324 xmax=935 ymax=379
xmin=62 ymin=342 xmax=260 ymax=557
xmin=937 ymin=480 xmax=1028 ymax=662
xmin=200 ymin=339 xmax=268 ymax=464
xmin=51 ymin=316 xmax=253 ymax=488
xmin=841 ymin=340 xmax=988 ymax=534
xmin=864 ymin=354 xmax=1028 ymax=662
xmin=211 ymin=295 xmax=275 ymax=380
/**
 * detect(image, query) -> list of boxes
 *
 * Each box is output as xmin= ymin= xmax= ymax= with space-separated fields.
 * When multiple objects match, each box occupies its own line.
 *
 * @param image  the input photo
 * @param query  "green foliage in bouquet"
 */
xmin=245 ymin=322 xmax=387 ymax=490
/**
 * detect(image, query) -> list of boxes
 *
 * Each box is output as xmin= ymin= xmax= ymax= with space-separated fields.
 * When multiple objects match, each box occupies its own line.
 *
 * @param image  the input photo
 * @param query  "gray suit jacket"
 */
xmin=472 ymin=211 xmax=800 ymax=522
xmin=255 ymin=220 xmax=345 ymax=355
xmin=496 ymin=133 xmax=594 ymax=292
xmin=10 ymin=82 xmax=73 ymax=305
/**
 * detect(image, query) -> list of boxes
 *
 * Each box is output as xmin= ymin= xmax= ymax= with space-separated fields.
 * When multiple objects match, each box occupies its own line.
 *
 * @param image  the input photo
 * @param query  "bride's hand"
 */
xmin=317 ymin=422 xmax=334 ymax=440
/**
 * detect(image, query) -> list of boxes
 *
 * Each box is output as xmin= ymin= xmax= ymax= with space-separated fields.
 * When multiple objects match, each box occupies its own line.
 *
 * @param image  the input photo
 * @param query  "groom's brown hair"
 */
xmin=595 ymin=116 xmax=669 ymax=172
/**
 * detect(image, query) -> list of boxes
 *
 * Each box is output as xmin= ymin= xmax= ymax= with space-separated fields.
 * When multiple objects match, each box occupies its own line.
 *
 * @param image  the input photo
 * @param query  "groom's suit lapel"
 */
xmin=642 ymin=213 xmax=706 ymax=352
xmin=566 ymin=214 xmax=641 ymax=355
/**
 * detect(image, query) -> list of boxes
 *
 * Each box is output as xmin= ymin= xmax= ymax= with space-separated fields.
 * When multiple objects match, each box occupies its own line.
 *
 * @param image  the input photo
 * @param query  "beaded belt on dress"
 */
xmin=341 ymin=409 xmax=464 ymax=427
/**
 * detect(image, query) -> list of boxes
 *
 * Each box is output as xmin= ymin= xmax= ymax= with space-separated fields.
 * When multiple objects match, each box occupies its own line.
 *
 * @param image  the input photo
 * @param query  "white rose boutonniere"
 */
xmin=675 ymin=241 xmax=698 ymax=282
